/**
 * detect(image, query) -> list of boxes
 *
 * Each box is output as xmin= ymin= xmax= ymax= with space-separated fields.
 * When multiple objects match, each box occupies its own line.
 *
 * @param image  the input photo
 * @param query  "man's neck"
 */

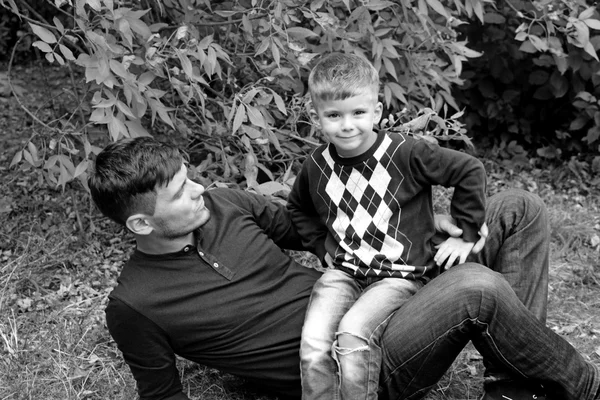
xmin=134 ymin=232 xmax=195 ymax=255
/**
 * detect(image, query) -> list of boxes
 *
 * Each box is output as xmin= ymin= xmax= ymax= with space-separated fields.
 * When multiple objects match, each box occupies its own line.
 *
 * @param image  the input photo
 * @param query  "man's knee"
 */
xmin=445 ymin=263 xmax=510 ymax=302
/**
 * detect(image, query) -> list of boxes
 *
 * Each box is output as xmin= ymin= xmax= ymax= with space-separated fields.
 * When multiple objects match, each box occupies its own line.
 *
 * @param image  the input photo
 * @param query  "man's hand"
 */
xmin=433 ymin=215 xmax=488 ymax=255
xmin=434 ymin=237 xmax=474 ymax=270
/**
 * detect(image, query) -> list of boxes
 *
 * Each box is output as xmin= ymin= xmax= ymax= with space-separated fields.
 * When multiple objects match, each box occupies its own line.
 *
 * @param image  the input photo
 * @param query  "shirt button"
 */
xmin=213 ymin=263 xmax=219 ymax=268
xmin=184 ymin=246 xmax=190 ymax=252
xmin=198 ymin=251 xmax=204 ymax=256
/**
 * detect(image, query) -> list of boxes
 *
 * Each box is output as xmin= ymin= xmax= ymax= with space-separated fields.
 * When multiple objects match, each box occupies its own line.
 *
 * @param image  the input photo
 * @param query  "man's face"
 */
xmin=148 ymin=164 xmax=210 ymax=239
xmin=312 ymin=90 xmax=383 ymax=158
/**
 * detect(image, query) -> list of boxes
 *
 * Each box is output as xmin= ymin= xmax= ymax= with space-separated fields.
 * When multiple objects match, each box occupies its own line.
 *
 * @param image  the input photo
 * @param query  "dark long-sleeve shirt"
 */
xmin=287 ymin=131 xmax=486 ymax=280
xmin=105 ymin=188 xmax=321 ymax=400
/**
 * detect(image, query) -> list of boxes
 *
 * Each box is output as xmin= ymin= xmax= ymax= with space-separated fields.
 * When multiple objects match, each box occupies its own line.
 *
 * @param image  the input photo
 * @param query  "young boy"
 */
xmin=287 ymin=53 xmax=487 ymax=399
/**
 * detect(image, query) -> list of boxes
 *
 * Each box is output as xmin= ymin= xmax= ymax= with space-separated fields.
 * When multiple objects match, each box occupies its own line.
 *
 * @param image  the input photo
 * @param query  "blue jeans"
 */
xmin=301 ymin=269 xmax=422 ymax=400
xmin=378 ymin=190 xmax=600 ymax=399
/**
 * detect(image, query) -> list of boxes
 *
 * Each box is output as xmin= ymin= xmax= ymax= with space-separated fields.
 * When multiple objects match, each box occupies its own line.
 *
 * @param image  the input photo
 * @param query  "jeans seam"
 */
xmin=382 ymin=316 xmax=530 ymax=399
xmin=382 ymin=317 xmax=471 ymax=398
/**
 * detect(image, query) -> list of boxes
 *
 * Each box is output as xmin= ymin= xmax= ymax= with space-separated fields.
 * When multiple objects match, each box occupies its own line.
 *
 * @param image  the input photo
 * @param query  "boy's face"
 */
xmin=311 ymin=90 xmax=383 ymax=158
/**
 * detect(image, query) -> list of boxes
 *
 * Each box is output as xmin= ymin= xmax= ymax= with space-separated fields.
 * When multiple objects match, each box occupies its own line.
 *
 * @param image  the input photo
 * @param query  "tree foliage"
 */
xmin=2 ymin=0 xmax=600 ymax=193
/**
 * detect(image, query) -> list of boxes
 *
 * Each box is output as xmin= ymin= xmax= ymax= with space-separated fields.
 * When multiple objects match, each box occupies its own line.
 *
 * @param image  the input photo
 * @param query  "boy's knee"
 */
xmin=337 ymin=333 xmax=367 ymax=350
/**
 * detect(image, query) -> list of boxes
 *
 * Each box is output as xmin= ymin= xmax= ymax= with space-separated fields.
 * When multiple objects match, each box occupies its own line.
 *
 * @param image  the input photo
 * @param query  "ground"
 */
xmin=0 ymin=63 xmax=599 ymax=400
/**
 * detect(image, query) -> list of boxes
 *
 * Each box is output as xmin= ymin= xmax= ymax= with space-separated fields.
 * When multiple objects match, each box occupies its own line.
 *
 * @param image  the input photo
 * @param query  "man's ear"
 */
xmin=126 ymin=214 xmax=154 ymax=235
xmin=373 ymin=101 xmax=383 ymax=124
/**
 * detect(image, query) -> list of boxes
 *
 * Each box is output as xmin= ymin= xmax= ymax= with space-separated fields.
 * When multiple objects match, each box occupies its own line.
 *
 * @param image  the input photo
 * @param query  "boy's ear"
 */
xmin=126 ymin=214 xmax=154 ymax=236
xmin=309 ymin=108 xmax=320 ymax=126
xmin=373 ymin=102 xmax=383 ymax=124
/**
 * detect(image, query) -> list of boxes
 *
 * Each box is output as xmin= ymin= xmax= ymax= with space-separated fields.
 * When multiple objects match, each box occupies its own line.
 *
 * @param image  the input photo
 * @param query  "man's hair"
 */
xmin=308 ymin=52 xmax=380 ymax=105
xmin=88 ymin=137 xmax=187 ymax=226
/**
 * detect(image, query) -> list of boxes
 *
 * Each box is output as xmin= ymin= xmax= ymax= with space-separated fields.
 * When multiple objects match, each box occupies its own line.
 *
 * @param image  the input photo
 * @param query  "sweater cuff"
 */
xmin=459 ymin=222 xmax=481 ymax=243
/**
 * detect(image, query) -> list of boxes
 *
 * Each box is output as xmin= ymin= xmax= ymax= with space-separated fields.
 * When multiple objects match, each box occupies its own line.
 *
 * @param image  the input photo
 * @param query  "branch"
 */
xmin=8 ymin=36 xmax=60 ymax=133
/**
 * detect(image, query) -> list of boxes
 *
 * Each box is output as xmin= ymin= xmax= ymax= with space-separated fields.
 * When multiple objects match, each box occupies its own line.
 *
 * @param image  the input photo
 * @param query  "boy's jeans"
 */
xmin=300 ymin=269 xmax=422 ymax=400
xmin=378 ymin=190 xmax=600 ymax=399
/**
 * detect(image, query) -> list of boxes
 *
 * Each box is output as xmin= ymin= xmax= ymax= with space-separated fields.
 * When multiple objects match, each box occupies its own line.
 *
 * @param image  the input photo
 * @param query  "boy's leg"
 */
xmin=300 ymin=269 xmax=359 ymax=400
xmin=378 ymin=264 xmax=600 ymax=400
xmin=334 ymin=278 xmax=422 ymax=400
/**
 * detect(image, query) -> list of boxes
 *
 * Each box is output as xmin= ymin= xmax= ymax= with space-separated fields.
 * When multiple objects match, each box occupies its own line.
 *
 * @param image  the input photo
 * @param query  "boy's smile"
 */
xmin=311 ymin=91 xmax=383 ymax=158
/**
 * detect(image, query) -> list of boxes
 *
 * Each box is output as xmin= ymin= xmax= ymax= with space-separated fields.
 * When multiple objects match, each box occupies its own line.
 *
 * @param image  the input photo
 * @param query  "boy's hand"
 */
xmin=433 ymin=215 xmax=488 ymax=255
xmin=434 ymin=237 xmax=474 ymax=270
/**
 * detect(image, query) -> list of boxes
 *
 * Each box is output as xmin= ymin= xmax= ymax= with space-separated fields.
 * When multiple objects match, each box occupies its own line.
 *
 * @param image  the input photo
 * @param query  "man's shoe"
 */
xmin=482 ymin=379 xmax=548 ymax=400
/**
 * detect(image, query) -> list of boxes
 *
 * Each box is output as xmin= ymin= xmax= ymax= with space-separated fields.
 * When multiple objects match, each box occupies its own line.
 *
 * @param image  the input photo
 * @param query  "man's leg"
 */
xmin=378 ymin=264 xmax=599 ymax=400
xmin=472 ymin=189 xmax=549 ymax=321
xmin=470 ymin=189 xmax=550 ymax=392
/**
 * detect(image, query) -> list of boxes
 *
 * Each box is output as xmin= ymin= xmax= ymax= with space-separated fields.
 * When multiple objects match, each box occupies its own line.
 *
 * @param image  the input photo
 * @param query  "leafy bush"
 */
xmin=2 ymin=0 xmax=600 ymax=193
xmin=455 ymin=0 xmax=600 ymax=170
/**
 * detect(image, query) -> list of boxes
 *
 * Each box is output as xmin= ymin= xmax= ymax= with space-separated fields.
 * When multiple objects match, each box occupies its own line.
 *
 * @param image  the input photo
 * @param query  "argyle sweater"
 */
xmin=287 ymin=131 xmax=486 ymax=280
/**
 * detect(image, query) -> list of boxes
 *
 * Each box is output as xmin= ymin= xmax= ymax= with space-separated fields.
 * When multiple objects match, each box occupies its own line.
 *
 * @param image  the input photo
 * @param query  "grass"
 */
xmin=2 ymin=160 xmax=599 ymax=400
xmin=1 ymin=65 xmax=599 ymax=399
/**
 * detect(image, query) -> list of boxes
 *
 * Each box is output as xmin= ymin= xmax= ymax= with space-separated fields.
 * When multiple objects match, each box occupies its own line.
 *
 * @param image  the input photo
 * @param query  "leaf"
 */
xmin=583 ymin=41 xmax=598 ymax=61
xmin=242 ymin=124 xmax=263 ymax=139
xmin=528 ymin=70 xmax=549 ymax=85
xmin=10 ymin=150 xmax=22 ymax=167
xmin=73 ymin=160 xmax=90 ymax=178
xmin=549 ymin=71 xmax=568 ymax=98
xmin=519 ymin=40 xmax=537 ymax=54
xmin=271 ymin=92 xmax=287 ymax=115
xmin=529 ymin=35 xmax=548 ymax=52
xmin=59 ymin=44 xmax=75 ymax=61
xmin=29 ymin=23 xmax=57 ymax=44
xmin=232 ymin=104 xmax=246 ymax=134
xmin=484 ymin=12 xmax=505 ymax=24
xmin=109 ymin=59 xmax=130 ymax=79
xmin=33 ymin=41 xmax=53 ymax=53
xmin=363 ymin=0 xmax=395 ymax=11
xmin=586 ymin=126 xmax=600 ymax=143
xmin=286 ymin=27 xmax=318 ymax=39
xmin=53 ymin=17 xmax=65 ymax=34
xmin=246 ymin=105 xmax=266 ymax=128
xmin=425 ymin=0 xmax=449 ymax=19
xmin=579 ymin=7 xmax=596 ymax=21
xmin=124 ymin=120 xmax=150 ymax=137
xmin=138 ymin=71 xmax=156 ymax=86
xmin=584 ymin=18 xmax=600 ymax=30
xmin=255 ymin=38 xmax=270 ymax=56
xmin=569 ymin=115 xmax=589 ymax=131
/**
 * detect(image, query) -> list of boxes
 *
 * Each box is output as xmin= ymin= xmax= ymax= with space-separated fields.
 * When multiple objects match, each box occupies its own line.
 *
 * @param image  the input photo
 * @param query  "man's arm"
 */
xmin=106 ymin=298 xmax=190 ymax=400
xmin=286 ymin=161 xmax=328 ymax=261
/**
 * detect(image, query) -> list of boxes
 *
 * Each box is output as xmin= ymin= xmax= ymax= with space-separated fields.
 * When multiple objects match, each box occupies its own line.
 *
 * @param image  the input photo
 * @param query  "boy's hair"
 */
xmin=88 ymin=137 xmax=187 ymax=226
xmin=308 ymin=52 xmax=380 ymax=105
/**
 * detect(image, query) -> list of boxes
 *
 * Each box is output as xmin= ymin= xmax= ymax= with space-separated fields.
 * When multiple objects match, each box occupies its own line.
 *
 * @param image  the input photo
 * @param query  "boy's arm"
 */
xmin=105 ymin=298 xmax=190 ymax=400
xmin=286 ymin=161 xmax=328 ymax=261
xmin=411 ymin=140 xmax=487 ymax=242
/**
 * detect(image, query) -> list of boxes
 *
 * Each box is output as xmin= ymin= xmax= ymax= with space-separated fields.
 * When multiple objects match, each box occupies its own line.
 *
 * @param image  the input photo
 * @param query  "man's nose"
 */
xmin=191 ymin=181 xmax=205 ymax=197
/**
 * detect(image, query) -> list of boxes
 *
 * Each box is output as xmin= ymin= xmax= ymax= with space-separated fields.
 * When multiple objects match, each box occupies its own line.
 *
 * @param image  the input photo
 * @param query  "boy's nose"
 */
xmin=341 ymin=116 xmax=352 ymax=130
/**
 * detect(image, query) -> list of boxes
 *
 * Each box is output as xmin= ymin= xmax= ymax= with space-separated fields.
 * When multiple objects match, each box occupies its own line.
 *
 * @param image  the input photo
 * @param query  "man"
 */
xmin=88 ymin=137 xmax=600 ymax=400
